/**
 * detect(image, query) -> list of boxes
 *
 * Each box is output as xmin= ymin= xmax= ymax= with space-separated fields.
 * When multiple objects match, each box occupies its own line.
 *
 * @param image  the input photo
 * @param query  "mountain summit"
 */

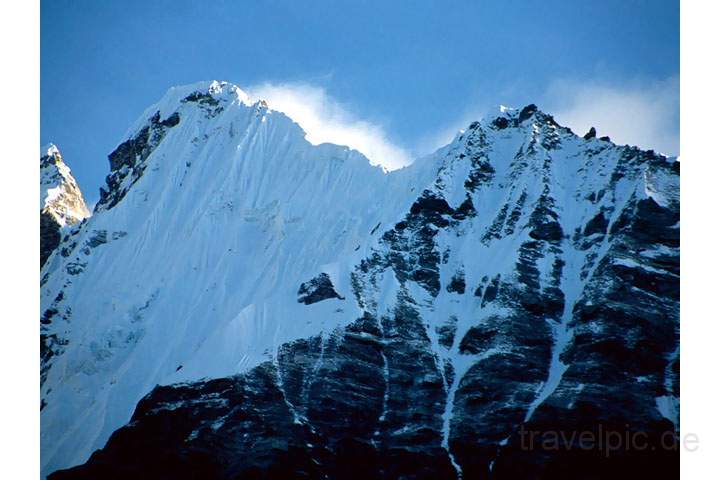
xmin=42 ymin=81 xmax=679 ymax=479
xmin=40 ymin=144 xmax=90 ymax=268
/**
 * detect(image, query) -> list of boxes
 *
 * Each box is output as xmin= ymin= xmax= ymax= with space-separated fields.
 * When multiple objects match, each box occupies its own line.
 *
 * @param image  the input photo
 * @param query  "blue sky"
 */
xmin=41 ymin=0 xmax=679 ymax=205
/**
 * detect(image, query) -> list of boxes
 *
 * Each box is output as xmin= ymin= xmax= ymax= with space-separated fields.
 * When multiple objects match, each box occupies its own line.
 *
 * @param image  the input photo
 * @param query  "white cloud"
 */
xmin=246 ymin=82 xmax=412 ymax=170
xmin=545 ymin=76 xmax=679 ymax=156
xmin=245 ymin=77 xmax=679 ymax=167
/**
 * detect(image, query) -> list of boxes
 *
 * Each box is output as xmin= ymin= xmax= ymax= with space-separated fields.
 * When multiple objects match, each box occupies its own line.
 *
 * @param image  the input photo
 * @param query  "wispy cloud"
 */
xmin=246 ymin=77 xmax=679 ymax=168
xmin=246 ymin=83 xmax=412 ymax=170
xmin=545 ymin=76 xmax=679 ymax=156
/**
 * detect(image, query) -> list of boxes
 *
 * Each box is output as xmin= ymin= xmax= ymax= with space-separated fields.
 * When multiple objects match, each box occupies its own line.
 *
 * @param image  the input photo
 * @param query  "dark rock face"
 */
xmin=491 ymin=192 xmax=680 ymax=479
xmin=182 ymin=92 xmax=220 ymax=106
xmin=52 ymin=313 xmax=456 ymax=480
xmin=359 ymin=189 xmax=464 ymax=298
xmin=583 ymin=211 xmax=609 ymax=236
xmin=181 ymin=92 xmax=225 ymax=118
xmin=492 ymin=116 xmax=510 ymax=129
xmin=446 ymin=270 xmax=466 ymax=294
xmin=40 ymin=332 xmax=67 ymax=387
xmin=51 ymin=107 xmax=679 ymax=480
xmin=518 ymin=104 xmax=539 ymax=123
xmin=297 ymin=273 xmax=344 ymax=304
xmin=97 ymin=110 xmax=182 ymax=211
xmin=583 ymin=127 xmax=597 ymax=140
xmin=40 ymin=211 xmax=62 ymax=268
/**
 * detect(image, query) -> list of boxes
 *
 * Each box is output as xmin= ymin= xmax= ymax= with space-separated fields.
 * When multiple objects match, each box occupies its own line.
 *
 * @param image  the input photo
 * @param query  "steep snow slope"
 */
xmin=42 ymin=82 xmax=679 ymax=479
xmin=40 ymin=145 xmax=90 ymax=268
xmin=40 ymin=81 xmax=441 ymax=476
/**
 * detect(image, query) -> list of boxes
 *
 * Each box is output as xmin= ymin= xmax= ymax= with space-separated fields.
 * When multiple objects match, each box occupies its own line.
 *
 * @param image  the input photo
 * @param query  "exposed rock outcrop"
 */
xmin=298 ymin=273 xmax=345 ymax=305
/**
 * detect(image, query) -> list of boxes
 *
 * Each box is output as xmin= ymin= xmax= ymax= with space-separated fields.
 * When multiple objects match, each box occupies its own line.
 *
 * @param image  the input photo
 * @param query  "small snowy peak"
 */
xmin=166 ymin=80 xmax=250 ymax=106
xmin=40 ymin=144 xmax=90 ymax=268
xmin=484 ymin=103 xmax=561 ymax=129
xmin=42 ymin=143 xmax=60 ymax=157
xmin=40 ymin=144 xmax=90 ymax=221
xmin=122 ymin=80 xmax=252 ymax=140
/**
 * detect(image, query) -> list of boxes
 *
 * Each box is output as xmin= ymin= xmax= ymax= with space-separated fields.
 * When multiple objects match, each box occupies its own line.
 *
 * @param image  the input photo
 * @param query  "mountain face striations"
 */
xmin=41 ymin=82 xmax=679 ymax=479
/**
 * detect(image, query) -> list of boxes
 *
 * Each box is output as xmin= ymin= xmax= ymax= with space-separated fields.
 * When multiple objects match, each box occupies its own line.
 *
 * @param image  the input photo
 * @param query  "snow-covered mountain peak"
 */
xmin=41 ymin=82 xmax=679 ymax=479
xmin=123 ymin=80 xmax=252 ymax=138
xmin=41 ymin=81 xmax=425 ymax=475
xmin=42 ymin=142 xmax=61 ymax=158
xmin=98 ymin=80 xmax=324 ymax=212
xmin=486 ymin=103 xmax=560 ymax=129
xmin=40 ymin=144 xmax=89 ymax=217
xmin=40 ymin=144 xmax=90 ymax=268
